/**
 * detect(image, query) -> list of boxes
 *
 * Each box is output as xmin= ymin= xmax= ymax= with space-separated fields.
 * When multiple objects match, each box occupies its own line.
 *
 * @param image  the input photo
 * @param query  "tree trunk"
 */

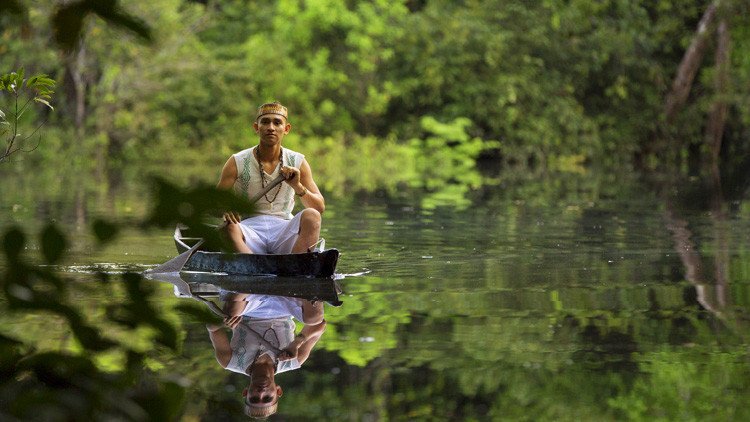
xmin=704 ymin=18 xmax=731 ymax=173
xmin=71 ymin=44 xmax=87 ymax=135
xmin=663 ymin=3 xmax=717 ymax=124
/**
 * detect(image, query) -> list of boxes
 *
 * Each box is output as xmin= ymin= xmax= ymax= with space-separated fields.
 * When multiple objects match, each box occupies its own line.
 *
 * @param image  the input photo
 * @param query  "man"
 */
xmin=207 ymin=294 xmax=326 ymax=418
xmin=217 ymin=101 xmax=324 ymax=254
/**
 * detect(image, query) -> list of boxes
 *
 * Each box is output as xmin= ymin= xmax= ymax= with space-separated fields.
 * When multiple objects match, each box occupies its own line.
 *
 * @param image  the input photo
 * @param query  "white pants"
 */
xmin=238 ymin=212 xmax=303 ymax=254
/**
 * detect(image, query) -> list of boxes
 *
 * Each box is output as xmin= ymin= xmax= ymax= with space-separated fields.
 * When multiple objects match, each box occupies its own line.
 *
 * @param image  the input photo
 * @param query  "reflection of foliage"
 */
xmin=2 ymin=152 xmax=750 ymax=419
xmin=321 ymin=288 xmax=412 ymax=367
xmin=609 ymin=349 xmax=750 ymax=421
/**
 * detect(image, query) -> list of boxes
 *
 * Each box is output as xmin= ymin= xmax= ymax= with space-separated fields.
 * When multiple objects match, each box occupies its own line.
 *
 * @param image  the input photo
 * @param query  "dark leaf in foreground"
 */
xmin=52 ymin=0 xmax=152 ymax=51
xmin=40 ymin=224 xmax=66 ymax=264
xmin=2 ymin=227 xmax=25 ymax=263
xmin=92 ymin=218 xmax=119 ymax=244
xmin=174 ymin=302 xmax=217 ymax=324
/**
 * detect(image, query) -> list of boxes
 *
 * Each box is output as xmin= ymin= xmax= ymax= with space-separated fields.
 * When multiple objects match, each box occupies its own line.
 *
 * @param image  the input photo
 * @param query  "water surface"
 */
xmin=1 ymin=167 xmax=748 ymax=421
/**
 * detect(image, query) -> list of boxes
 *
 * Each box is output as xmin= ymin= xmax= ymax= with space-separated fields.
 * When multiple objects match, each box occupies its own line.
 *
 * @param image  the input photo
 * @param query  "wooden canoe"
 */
xmin=173 ymin=226 xmax=340 ymax=278
xmin=147 ymin=270 xmax=343 ymax=306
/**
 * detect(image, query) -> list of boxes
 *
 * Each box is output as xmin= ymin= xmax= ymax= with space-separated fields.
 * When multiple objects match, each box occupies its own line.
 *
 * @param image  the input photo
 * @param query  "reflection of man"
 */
xmin=206 ymin=293 xmax=326 ymax=418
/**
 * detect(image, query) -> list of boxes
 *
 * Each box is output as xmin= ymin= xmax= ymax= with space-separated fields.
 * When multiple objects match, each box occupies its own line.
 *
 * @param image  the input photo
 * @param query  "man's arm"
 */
xmin=290 ymin=159 xmax=325 ymax=214
xmin=222 ymin=293 xmax=250 ymax=317
xmin=217 ymin=156 xmax=244 ymax=224
xmin=295 ymin=319 xmax=326 ymax=365
xmin=207 ymin=325 xmax=232 ymax=368
xmin=217 ymin=156 xmax=238 ymax=190
xmin=279 ymin=319 xmax=326 ymax=365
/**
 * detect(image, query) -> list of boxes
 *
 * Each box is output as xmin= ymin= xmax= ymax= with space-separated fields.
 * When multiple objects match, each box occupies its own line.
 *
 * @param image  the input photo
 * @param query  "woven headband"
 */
xmin=256 ymin=103 xmax=288 ymax=119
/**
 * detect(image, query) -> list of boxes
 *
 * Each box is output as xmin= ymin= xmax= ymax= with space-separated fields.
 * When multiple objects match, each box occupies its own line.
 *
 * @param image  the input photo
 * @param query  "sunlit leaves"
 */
xmin=0 ymin=69 xmax=56 ymax=163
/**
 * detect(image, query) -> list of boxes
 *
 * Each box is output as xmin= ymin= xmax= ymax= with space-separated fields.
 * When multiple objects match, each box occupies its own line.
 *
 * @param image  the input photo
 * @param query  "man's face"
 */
xmin=244 ymin=382 xmax=283 ymax=407
xmin=253 ymin=114 xmax=291 ymax=146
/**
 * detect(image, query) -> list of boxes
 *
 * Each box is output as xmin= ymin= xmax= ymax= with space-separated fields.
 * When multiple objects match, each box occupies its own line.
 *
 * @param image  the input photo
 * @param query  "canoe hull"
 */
xmin=174 ymin=225 xmax=339 ymax=278
xmin=182 ymin=249 xmax=339 ymax=278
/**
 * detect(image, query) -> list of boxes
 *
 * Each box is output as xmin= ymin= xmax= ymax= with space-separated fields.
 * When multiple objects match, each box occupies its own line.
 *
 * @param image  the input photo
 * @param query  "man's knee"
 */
xmin=300 ymin=208 xmax=321 ymax=231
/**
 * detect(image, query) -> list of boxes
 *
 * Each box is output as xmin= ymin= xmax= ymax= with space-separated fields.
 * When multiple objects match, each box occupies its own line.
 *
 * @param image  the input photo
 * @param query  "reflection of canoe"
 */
xmin=174 ymin=226 xmax=340 ymax=278
xmin=145 ymin=271 xmax=343 ymax=306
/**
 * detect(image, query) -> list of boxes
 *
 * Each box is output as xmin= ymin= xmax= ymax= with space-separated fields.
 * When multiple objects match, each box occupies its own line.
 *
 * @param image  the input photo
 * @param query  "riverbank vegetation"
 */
xmin=2 ymin=0 xmax=749 ymax=181
xmin=2 ymin=1 xmax=750 ymax=420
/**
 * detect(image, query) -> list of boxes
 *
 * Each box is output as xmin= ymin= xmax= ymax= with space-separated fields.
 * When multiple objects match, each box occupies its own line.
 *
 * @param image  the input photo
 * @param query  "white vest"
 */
xmin=226 ymin=317 xmax=302 ymax=375
xmin=233 ymin=146 xmax=305 ymax=220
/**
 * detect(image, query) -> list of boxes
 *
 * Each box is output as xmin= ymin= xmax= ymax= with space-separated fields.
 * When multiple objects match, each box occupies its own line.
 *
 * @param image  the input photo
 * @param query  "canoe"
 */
xmin=146 ymin=270 xmax=343 ymax=306
xmin=173 ymin=225 xmax=340 ymax=278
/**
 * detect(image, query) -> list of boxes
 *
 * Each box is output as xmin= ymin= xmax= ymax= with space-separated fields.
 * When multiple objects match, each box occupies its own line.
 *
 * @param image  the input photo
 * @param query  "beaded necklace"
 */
xmin=255 ymin=146 xmax=284 ymax=204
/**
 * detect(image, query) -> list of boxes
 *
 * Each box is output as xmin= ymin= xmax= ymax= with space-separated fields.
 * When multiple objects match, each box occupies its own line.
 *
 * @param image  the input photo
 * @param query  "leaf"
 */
xmin=70 ymin=323 xmax=118 ymax=351
xmin=0 ymin=109 xmax=4 ymax=119
xmin=173 ymin=303 xmax=217 ymax=324
xmin=0 ymin=0 xmax=25 ymax=17
xmin=91 ymin=1 xmax=153 ymax=43
xmin=52 ymin=0 xmax=153 ymax=51
xmin=40 ymin=224 xmax=66 ymax=264
xmin=27 ymin=75 xmax=56 ymax=90
xmin=51 ymin=1 xmax=87 ymax=51
xmin=2 ymin=226 xmax=25 ymax=262
xmin=92 ymin=218 xmax=119 ymax=244
xmin=34 ymin=98 xmax=53 ymax=110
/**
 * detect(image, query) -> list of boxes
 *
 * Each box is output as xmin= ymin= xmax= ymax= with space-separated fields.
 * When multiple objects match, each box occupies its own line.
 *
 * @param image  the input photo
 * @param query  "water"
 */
xmin=1 ymin=167 xmax=749 ymax=421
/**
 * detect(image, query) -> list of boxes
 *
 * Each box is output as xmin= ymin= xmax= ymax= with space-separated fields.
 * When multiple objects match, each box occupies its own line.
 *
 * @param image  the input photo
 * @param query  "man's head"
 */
xmin=243 ymin=381 xmax=283 ymax=419
xmin=253 ymin=101 xmax=291 ymax=145
xmin=255 ymin=101 xmax=288 ymax=122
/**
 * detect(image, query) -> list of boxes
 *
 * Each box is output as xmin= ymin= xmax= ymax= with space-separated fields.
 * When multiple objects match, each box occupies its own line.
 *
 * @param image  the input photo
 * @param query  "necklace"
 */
xmin=255 ymin=147 xmax=284 ymax=204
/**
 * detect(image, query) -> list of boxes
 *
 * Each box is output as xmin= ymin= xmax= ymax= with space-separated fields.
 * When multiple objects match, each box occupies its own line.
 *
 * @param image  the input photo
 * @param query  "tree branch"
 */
xmin=663 ymin=2 xmax=717 ymax=124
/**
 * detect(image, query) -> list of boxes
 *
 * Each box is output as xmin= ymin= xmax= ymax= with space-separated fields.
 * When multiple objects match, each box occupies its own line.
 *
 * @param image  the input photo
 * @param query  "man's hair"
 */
xmin=245 ymin=401 xmax=278 ymax=419
xmin=255 ymin=101 xmax=288 ymax=121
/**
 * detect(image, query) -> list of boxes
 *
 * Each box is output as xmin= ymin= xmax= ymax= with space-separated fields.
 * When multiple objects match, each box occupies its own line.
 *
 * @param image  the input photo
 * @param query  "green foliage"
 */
xmin=0 ymin=68 xmax=55 ymax=163
xmin=409 ymin=116 xmax=497 ymax=209
xmin=0 ymin=176 xmax=258 ymax=420
xmin=4 ymin=0 xmax=750 ymax=175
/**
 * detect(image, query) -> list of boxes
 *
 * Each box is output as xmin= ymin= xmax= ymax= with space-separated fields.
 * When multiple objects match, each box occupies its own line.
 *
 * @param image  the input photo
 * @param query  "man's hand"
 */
xmin=280 ymin=166 xmax=302 ymax=189
xmin=223 ymin=211 xmax=243 ymax=224
xmin=206 ymin=316 xmax=242 ymax=332
xmin=279 ymin=340 xmax=302 ymax=361
xmin=223 ymin=315 xmax=242 ymax=329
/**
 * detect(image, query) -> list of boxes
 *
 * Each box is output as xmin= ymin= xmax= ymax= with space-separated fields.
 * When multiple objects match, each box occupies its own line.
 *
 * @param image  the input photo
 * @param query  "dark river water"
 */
xmin=1 ymin=166 xmax=749 ymax=421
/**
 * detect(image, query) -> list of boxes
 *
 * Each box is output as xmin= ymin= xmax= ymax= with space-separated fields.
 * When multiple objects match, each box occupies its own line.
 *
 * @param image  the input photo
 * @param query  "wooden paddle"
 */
xmin=247 ymin=173 xmax=287 ymax=204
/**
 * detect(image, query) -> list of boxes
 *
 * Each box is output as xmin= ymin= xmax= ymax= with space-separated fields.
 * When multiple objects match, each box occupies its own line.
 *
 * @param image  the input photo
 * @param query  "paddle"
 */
xmin=248 ymin=173 xmax=286 ymax=204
